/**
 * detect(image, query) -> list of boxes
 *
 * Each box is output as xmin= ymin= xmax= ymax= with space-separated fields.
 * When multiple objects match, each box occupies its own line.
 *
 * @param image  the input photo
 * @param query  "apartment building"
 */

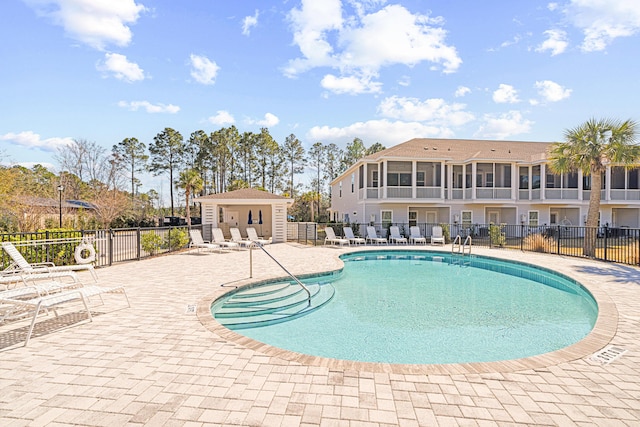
xmin=329 ymin=138 xmax=640 ymax=230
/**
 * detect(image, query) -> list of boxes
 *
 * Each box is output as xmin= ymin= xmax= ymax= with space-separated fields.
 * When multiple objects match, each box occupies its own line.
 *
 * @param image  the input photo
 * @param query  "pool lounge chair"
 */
xmin=343 ymin=227 xmax=365 ymax=245
xmin=431 ymin=225 xmax=446 ymax=245
xmin=324 ymin=227 xmax=350 ymax=246
xmin=2 ymin=241 xmax=98 ymax=282
xmin=408 ymin=226 xmax=427 ymax=245
xmin=211 ymin=228 xmax=240 ymax=250
xmin=366 ymin=226 xmax=387 ymax=245
xmin=246 ymin=227 xmax=271 ymax=245
xmin=188 ymin=229 xmax=221 ymax=253
xmin=229 ymin=228 xmax=255 ymax=249
xmin=389 ymin=226 xmax=408 ymax=244
xmin=0 ymin=283 xmax=129 ymax=346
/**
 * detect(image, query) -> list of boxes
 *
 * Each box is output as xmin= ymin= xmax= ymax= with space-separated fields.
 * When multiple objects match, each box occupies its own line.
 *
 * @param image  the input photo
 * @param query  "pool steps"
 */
xmin=214 ymin=282 xmax=335 ymax=329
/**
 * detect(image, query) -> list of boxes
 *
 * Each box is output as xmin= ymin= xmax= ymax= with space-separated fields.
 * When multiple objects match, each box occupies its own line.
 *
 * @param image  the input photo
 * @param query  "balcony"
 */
xmin=476 ymin=188 xmax=512 ymax=199
xmin=610 ymin=189 xmax=640 ymax=201
xmin=545 ymin=189 xmax=579 ymax=200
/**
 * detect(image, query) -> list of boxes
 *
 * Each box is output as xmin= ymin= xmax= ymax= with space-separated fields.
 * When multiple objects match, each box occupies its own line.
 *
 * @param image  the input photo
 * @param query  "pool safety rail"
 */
xmin=452 ymin=235 xmax=472 ymax=256
xmin=250 ymin=243 xmax=312 ymax=305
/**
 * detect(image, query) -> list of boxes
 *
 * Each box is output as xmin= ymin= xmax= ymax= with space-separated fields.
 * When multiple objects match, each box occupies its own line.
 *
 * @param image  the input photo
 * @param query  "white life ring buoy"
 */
xmin=74 ymin=242 xmax=96 ymax=264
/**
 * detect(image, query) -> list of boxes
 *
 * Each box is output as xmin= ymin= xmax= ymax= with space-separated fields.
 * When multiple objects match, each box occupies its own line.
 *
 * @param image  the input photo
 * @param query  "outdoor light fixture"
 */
xmin=57 ymin=185 xmax=64 ymax=228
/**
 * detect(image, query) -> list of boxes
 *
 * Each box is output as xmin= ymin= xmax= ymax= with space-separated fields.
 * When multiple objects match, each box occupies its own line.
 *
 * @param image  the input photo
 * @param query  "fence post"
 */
xmin=136 ymin=228 xmax=141 ymax=261
xmin=520 ymin=224 xmax=524 ymax=251
xmin=603 ymin=225 xmax=608 ymax=262
xmin=109 ymin=229 xmax=114 ymax=266
xmin=556 ymin=225 xmax=561 ymax=254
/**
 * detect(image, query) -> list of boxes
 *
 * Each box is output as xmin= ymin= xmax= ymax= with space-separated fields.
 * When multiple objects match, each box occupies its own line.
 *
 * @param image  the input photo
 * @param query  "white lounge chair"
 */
xmin=246 ymin=227 xmax=271 ymax=245
xmin=409 ymin=226 xmax=427 ymax=245
xmin=366 ymin=226 xmax=387 ymax=245
xmin=0 ymin=284 xmax=129 ymax=346
xmin=229 ymin=228 xmax=255 ymax=249
xmin=389 ymin=226 xmax=408 ymax=244
xmin=189 ymin=229 xmax=221 ymax=252
xmin=2 ymin=242 xmax=98 ymax=281
xmin=211 ymin=228 xmax=240 ymax=250
xmin=343 ymin=227 xmax=365 ymax=245
xmin=1 ymin=270 xmax=79 ymax=288
xmin=431 ymin=225 xmax=446 ymax=245
xmin=324 ymin=227 xmax=350 ymax=246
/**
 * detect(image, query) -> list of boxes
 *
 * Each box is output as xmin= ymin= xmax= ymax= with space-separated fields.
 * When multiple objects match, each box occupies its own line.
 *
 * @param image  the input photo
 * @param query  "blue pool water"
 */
xmin=215 ymin=251 xmax=598 ymax=364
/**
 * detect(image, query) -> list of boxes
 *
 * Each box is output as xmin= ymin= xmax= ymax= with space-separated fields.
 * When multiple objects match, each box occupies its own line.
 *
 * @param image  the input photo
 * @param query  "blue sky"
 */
xmin=2 ymin=0 xmax=640 ymax=179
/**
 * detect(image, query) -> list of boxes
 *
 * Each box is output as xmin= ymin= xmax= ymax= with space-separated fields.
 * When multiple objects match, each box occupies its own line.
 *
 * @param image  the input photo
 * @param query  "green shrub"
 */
xmin=489 ymin=223 xmax=506 ymax=247
xmin=163 ymin=228 xmax=189 ymax=250
xmin=141 ymin=232 xmax=162 ymax=255
xmin=439 ymin=223 xmax=450 ymax=243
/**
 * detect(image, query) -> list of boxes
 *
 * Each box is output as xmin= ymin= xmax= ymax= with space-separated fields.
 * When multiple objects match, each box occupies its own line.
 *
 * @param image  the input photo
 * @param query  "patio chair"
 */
xmin=189 ymin=229 xmax=221 ymax=253
xmin=211 ymin=228 xmax=240 ymax=250
xmin=2 ymin=242 xmax=98 ymax=282
xmin=409 ymin=226 xmax=427 ymax=244
xmin=324 ymin=227 xmax=350 ymax=246
xmin=0 ymin=283 xmax=129 ymax=346
xmin=246 ymin=227 xmax=271 ymax=245
xmin=431 ymin=225 xmax=446 ymax=245
xmin=1 ymin=270 xmax=79 ymax=288
xmin=389 ymin=226 xmax=408 ymax=244
xmin=366 ymin=226 xmax=387 ymax=245
xmin=343 ymin=227 xmax=365 ymax=245
xmin=229 ymin=228 xmax=255 ymax=249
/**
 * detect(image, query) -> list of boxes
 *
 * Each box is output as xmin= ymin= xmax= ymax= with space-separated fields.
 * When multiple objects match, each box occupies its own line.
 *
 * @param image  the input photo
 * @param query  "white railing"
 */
xmin=610 ymin=189 xmax=640 ymax=200
xmin=387 ymin=187 xmax=412 ymax=198
xmin=476 ymin=187 xmax=512 ymax=199
xmin=545 ymin=189 xmax=579 ymax=199
xmin=416 ymin=187 xmax=441 ymax=199
xmin=366 ymin=188 xmax=379 ymax=199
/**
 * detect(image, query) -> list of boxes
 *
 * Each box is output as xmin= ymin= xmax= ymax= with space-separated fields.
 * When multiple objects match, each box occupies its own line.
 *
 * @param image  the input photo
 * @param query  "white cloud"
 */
xmin=118 ymin=100 xmax=180 ymax=113
xmin=189 ymin=54 xmax=220 ymax=85
xmin=97 ymin=52 xmax=145 ymax=82
xmin=534 ymin=80 xmax=572 ymax=102
xmin=474 ymin=111 xmax=533 ymax=139
xmin=247 ymin=113 xmax=280 ymax=127
xmin=284 ymin=1 xmax=461 ymax=94
xmin=398 ymin=75 xmax=411 ymax=87
xmin=321 ymin=73 xmax=382 ymax=94
xmin=24 ymin=0 xmax=146 ymax=50
xmin=242 ymin=9 xmax=259 ymax=36
xmin=535 ymin=29 xmax=568 ymax=56
xmin=308 ymin=119 xmax=454 ymax=147
xmin=0 ymin=131 xmax=73 ymax=152
xmin=548 ymin=3 xmax=559 ymax=12
xmin=207 ymin=110 xmax=235 ymax=126
xmin=454 ymin=86 xmax=470 ymax=97
xmin=492 ymin=84 xmax=520 ymax=104
xmin=564 ymin=0 xmax=640 ymax=52
xmin=377 ymin=96 xmax=475 ymax=127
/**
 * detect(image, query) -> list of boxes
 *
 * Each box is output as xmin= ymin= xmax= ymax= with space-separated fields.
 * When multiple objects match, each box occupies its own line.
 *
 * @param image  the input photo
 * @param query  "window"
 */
xmin=461 ymin=211 xmax=472 ymax=225
xmin=386 ymin=172 xmax=412 ymax=186
xmin=486 ymin=173 xmax=494 ymax=187
xmin=409 ymin=211 xmax=417 ymax=227
xmin=550 ymin=212 xmax=558 ymax=225
xmin=381 ymin=210 xmax=393 ymax=228
xmin=359 ymin=165 xmax=364 ymax=189
xmin=351 ymin=173 xmax=355 ymax=192
xmin=519 ymin=167 xmax=529 ymax=189
xmin=476 ymin=174 xmax=483 ymax=187
xmin=528 ymin=211 xmax=539 ymax=226
xmin=372 ymin=170 xmax=379 ymax=187
xmin=416 ymin=172 xmax=425 ymax=187
xmin=532 ymin=166 xmax=541 ymax=189
xmin=339 ymin=182 xmax=342 ymax=197
xmin=546 ymin=174 xmax=556 ymax=188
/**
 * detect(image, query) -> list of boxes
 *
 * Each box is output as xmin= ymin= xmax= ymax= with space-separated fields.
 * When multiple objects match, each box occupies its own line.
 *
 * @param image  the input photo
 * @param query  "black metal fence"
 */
xmin=0 ymin=225 xmax=200 ymax=270
xmin=288 ymin=222 xmax=640 ymax=266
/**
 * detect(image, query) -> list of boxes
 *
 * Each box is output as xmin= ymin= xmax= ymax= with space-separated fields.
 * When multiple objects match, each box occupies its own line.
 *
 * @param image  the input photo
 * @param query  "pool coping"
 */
xmin=197 ymin=246 xmax=618 ymax=375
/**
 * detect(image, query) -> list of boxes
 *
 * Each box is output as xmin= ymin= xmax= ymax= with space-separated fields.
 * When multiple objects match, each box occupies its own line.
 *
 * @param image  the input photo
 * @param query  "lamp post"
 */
xmin=57 ymin=185 xmax=64 ymax=228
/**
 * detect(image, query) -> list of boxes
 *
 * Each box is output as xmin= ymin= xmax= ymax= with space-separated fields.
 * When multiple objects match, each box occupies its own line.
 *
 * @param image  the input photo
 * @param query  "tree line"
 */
xmin=0 ymin=126 xmax=385 ymax=231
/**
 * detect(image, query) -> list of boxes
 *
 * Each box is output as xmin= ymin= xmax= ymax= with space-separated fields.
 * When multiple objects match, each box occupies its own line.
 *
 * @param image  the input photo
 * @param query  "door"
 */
xmin=224 ymin=210 xmax=239 ymax=226
xmin=426 ymin=211 xmax=437 ymax=225
xmin=488 ymin=210 xmax=500 ymax=224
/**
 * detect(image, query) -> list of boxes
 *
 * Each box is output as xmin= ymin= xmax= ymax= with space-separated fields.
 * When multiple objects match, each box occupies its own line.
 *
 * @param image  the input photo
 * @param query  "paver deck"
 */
xmin=0 ymin=243 xmax=639 ymax=426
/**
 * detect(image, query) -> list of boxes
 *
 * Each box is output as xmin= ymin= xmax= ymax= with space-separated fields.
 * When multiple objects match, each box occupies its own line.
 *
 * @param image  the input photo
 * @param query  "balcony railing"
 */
xmin=387 ymin=187 xmax=412 ymax=198
xmin=610 ymin=189 xmax=640 ymax=200
xmin=545 ymin=188 xmax=579 ymax=200
xmin=416 ymin=187 xmax=441 ymax=199
xmin=476 ymin=188 xmax=512 ymax=199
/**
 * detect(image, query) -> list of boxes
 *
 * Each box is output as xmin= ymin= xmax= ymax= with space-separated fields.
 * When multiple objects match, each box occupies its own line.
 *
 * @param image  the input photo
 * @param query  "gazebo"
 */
xmin=195 ymin=188 xmax=294 ymax=243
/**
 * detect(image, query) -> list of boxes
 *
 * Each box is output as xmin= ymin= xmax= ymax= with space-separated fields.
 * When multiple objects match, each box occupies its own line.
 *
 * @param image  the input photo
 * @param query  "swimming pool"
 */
xmin=211 ymin=250 xmax=598 ymax=365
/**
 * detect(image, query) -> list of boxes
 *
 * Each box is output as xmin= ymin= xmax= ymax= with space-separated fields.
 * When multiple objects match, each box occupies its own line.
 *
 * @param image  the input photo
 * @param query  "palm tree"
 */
xmin=547 ymin=118 xmax=639 ymax=257
xmin=176 ymin=168 xmax=203 ymax=227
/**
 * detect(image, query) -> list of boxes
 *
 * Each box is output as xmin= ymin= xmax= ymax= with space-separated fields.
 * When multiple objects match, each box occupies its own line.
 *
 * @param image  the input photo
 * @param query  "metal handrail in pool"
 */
xmin=452 ymin=235 xmax=472 ymax=256
xmin=252 ymin=242 xmax=312 ymax=305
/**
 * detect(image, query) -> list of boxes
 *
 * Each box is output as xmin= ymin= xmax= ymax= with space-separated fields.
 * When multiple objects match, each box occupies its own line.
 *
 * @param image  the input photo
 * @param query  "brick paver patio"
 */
xmin=0 ymin=243 xmax=638 ymax=426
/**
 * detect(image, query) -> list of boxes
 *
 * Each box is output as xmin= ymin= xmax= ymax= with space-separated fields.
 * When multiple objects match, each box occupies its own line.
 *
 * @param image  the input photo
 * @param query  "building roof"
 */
xmin=195 ymin=188 xmax=291 ymax=201
xmin=361 ymin=138 xmax=552 ymax=163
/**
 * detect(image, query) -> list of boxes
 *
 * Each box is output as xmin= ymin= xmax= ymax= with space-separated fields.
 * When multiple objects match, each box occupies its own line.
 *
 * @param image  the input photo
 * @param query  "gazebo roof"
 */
xmin=196 ymin=188 xmax=292 ymax=202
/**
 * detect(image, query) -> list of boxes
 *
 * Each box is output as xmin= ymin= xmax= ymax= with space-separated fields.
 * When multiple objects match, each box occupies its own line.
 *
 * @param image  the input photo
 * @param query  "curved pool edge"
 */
xmin=197 ymin=246 xmax=619 ymax=375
